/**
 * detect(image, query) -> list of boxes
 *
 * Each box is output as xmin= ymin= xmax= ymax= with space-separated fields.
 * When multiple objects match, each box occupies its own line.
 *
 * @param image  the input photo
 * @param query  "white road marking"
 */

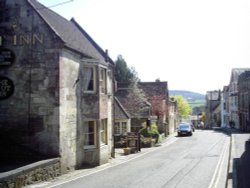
xmin=208 ymin=137 xmax=229 ymax=188
xmin=43 ymin=136 xmax=178 ymax=188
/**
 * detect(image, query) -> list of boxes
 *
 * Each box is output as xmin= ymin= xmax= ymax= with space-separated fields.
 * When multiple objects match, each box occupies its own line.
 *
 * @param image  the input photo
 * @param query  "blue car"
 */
xmin=177 ymin=123 xmax=193 ymax=136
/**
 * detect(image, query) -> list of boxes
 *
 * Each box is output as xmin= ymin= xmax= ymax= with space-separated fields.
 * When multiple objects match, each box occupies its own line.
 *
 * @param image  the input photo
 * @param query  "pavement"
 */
xmin=20 ymin=128 xmax=250 ymax=188
xmin=25 ymin=134 xmax=178 ymax=188
xmin=224 ymin=127 xmax=250 ymax=188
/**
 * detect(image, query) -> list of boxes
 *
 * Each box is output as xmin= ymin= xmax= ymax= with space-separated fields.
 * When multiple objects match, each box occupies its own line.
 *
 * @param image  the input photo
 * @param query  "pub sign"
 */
xmin=0 ymin=76 xmax=14 ymax=99
xmin=0 ymin=48 xmax=15 ymax=66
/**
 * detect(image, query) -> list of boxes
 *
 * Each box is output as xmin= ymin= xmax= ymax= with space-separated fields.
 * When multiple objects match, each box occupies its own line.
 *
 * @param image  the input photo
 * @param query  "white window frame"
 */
xmin=114 ymin=122 xmax=120 ymax=135
xmin=100 ymin=67 xmax=107 ymax=94
xmin=100 ymin=119 xmax=108 ymax=145
xmin=83 ymin=66 xmax=96 ymax=93
xmin=84 ymin=120 xmax=96 ymax=149
xmin=114 ymin=121 xmax=128 ymax=135
xmin=107 ymin=69 xmax=113 ymax=95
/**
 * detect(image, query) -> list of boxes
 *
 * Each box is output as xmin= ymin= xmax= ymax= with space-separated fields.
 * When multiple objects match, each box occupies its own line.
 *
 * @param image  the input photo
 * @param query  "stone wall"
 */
xmin=0 ymin=0 xmax=62 ymax=156
xmin=0 ymin=0 xmax=114 ymax=172
xmin=59 ymin=49 xmax=80 ymax=172
xmin=0 ymin=158 xmax=60 ymax=188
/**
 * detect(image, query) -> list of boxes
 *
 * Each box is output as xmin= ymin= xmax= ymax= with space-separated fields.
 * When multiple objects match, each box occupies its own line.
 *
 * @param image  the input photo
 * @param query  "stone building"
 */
xmin=228 ymin=68 xmax=250 ymax=129
xmin=221 ymin=85 xmax=230 ymax=128
xmin=116 ymin=82 xmax=151 ymax=132
xmin=138 ymin=81 xmax=170 ymax=136
xmin=113 ymin=97 xmax=131 ymax=147
xmin=238 ymin=71 xmax=250 ymax=131
xmin=168 ymin=98 xmax=178 ymax=135
xmin=205 ymin=90 xmax=221 ymax=128
xmin=0 ymin=0 xmax=114 ymax=172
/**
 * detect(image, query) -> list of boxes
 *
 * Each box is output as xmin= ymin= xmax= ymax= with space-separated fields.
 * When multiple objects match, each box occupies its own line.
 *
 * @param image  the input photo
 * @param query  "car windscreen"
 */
xmin=179 ymin=125 xmax=189 ymax=129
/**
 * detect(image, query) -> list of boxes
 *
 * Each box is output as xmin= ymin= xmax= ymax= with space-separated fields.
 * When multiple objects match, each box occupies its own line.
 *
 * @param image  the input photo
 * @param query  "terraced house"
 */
xmin=138 ymin=81 xmax=170 ymax=135
xmin=0 ymin=0 xmax=114 ymax=173
xmin=238 ymin=71 xmax=250 ymax=131
xmin=228 ymin=68 xmax=250 ymax=129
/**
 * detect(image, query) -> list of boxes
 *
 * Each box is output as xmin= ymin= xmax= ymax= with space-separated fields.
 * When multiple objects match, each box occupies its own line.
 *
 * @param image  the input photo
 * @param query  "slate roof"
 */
xmin=138 ymin=82 xmax=168 ymax=99
xmin=28 ymin=0 xmax=113 ymax=64
xmin=206 ymin=90 xmax=220 ymax=101
xmin=230 ymin=68 xmax=250 ymax=84
xmin=115 ymin=85 xmax=151 ymax=118
xmin=238 ymin=71 xmax=250 ymax=82
xmin=114 ymin=97 xmax=130 ymax=119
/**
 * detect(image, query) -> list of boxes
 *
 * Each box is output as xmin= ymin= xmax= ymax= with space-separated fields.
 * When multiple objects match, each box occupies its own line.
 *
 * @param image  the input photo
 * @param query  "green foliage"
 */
xmin=151 ymin=123 xmax=159 ymax=135
xmin=172 ymin=95 xmax=192 ymax=119
xmin=169 ymin=90 xmax=205 ymax=101
xmin=201 ymin=112 xmax=206 ymax=122
xmin=139 ymin=127 xmax=152 ymax=137
xmin=139 ymin=123 xmax=160 ymax=143
xmin=189 ymin=100 xmax=206 ymax=108
xmin=114 ymin=55 xmax=138 ymax=83
xmin=151 ymin=123 xmax=160 ymax=143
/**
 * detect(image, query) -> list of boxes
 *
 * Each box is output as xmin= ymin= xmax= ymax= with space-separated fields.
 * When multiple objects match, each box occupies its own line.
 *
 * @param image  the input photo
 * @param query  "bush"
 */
xmin=139 ymin=123 xmax=160 ymax=143
xmin=151 ymin=123 xmax=160 ymax=143
xmin=139 ymin=127 xmax=152 ymax=137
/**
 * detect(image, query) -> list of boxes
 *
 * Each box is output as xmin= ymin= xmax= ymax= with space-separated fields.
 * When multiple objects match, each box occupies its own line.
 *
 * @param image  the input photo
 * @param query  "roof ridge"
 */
xmin=27 ymin=0 xmax=65 ymax=43
xmin=115 ymin=97 xmax=130 ymax=118
xmin=27 ymin=0 xmax=107 ymax=60
xmin=70 ymin=19 xmax=105 ymax=58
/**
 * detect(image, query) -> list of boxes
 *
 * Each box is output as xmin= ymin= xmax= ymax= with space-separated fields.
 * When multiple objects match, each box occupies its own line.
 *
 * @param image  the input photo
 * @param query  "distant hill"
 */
xmin=169 ymin=90 xmax=205 ymax=108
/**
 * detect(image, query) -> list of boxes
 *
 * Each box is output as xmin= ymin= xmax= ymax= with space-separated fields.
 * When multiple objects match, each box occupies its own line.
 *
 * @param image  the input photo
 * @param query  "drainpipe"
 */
xmin=107 ymin=49 xmax=115 ymax=158
xmin=27 ymin=7 xmax=34 ymax=136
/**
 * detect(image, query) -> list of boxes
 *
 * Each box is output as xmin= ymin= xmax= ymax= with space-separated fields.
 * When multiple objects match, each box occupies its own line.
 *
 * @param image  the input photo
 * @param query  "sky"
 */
xmin=38 ymin=0 xmax=250 ymax=94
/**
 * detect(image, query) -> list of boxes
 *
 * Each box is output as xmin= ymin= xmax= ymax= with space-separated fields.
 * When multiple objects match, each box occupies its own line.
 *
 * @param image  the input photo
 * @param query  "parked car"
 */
xmin=177 ymin=123 xmax=193 ymax=136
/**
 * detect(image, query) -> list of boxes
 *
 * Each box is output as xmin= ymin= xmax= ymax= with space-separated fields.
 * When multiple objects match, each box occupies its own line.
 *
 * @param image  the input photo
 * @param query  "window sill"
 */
xmin=100 ymin=144 xmax=108 ymax=148
xmin=84 ymin=145 xmax=96 ymax=150
xmin=83 ymin=91 xmax=96 ymax=94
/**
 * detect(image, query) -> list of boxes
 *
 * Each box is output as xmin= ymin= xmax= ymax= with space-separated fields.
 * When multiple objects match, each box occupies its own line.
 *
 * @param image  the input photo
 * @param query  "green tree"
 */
xmin=172 ymin=95 xmax=192 ymax=119
xmin=114 ymin=55 xmax=138 ymax=82
xmin=201 ymin=112 xmax=206 ymax=122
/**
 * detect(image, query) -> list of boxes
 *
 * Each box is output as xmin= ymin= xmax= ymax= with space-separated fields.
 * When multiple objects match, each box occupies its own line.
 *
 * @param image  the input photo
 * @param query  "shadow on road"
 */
xmin=211 ymin=127 xmax=250 ymax=188
xmin=212 ymin=127 xmax=250 ymax=188
xmin=236 ymin=140 xmax=250 ymax=188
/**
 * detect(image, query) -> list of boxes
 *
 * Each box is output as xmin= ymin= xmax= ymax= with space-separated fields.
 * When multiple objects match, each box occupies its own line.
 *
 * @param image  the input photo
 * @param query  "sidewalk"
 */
xmin=17 ymin=129 xmax=250 ymax=188
xmin=25 ymin=134 xmax=178 ymax=188
xmin=224 ymin=128 xmax=250 ymax=188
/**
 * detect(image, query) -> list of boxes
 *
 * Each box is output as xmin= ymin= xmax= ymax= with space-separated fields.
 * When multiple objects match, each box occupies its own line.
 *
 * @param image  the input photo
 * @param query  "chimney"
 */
xmin=105 ymin=49 xmax=109 ymax=62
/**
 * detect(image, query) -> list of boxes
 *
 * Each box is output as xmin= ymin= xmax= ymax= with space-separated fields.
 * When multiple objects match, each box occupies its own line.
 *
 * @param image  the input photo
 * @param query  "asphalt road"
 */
xmin=29 ymin=129 xmax=230 ymax=188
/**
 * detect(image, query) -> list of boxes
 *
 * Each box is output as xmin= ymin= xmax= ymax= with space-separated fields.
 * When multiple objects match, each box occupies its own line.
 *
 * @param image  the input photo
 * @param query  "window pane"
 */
xmin=88 ymin=133 xmax=95 ymax=145
xmin=121 ymin=122 xmax=127 ymax=134
xmin=88 ymin=79 xmax=93 ymax=91
xmin=114 ymin=122 xmax=120 ymax=134
xmin=83 ymin=67 xmax=94 ymax=91
xmin=88 ymin=121 xmax=94 ymax=132
xmin=100 ymin=68 xmax=107 ymax=93
xmin=84 ymin=121 xmax=95 ymax=146
xmin=101 ymin=119 xmax=107 ymax=145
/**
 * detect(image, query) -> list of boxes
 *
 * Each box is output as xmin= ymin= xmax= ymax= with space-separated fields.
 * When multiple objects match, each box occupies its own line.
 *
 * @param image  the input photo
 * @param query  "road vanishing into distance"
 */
xmin=37 ymin=129 xmax=230 ymax=188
